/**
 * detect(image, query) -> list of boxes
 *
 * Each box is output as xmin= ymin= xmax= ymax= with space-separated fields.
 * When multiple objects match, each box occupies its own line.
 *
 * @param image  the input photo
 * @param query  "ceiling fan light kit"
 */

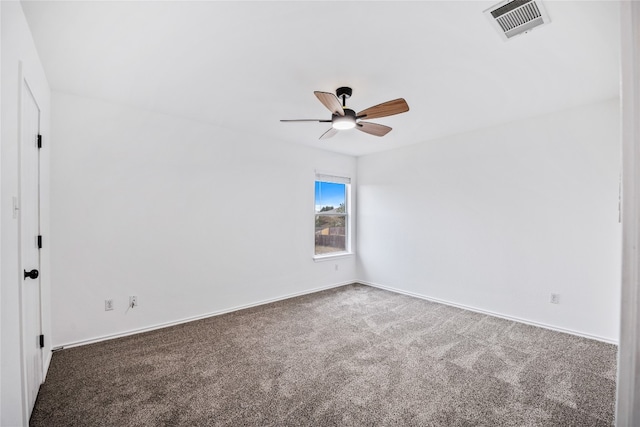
xmin=281 ymin=87 xmax=409 ymax=140
xmin=332 ymin=110 xmax=357 ymax=130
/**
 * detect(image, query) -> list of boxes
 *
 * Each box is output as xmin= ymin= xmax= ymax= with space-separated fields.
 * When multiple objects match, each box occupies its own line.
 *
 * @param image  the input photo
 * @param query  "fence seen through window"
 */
xmin=315 ymin=180 xmax=348 ymax=255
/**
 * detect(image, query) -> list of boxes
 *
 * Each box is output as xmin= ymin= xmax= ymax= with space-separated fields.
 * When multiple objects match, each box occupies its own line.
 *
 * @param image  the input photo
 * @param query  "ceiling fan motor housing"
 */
xmin=332 ymin=108 xmax=357 ymax=129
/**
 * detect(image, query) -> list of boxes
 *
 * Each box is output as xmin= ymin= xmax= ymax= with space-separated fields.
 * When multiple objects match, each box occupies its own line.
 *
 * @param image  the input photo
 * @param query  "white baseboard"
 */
xmin=359 ymin=280 xmax=618 ymax=345
xmin=54 ymin=279 xmax=618 ymax=350
xmin=43 ymin=346 xmax=53 ymax=380
xmin=55 ymin=280 xmax=354 ymax=350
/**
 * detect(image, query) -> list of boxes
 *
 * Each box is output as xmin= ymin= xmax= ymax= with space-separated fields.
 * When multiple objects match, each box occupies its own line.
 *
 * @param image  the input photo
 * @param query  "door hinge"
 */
xmin=37 ymin=134 xmax=42 ymax=149
xmin=39 ymin=334 xmax=44 ymax=348
xmin=37 ymin=235 xmax=42 ymax=249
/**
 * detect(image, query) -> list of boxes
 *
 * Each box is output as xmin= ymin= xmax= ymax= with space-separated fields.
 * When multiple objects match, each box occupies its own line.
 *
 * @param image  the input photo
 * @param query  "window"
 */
xmin=315 ymin=174 xmax=351 ymax=256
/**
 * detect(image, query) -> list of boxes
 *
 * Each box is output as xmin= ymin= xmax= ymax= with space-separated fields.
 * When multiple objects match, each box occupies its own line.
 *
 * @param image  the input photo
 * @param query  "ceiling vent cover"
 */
xmin=484 ymin=0 xmax=550 ymax=40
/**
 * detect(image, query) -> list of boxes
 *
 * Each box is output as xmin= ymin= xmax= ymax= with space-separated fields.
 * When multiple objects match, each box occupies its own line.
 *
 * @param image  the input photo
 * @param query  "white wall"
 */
xmin=1 ymin=1 xmax=51 ymax=425
xmin=52 ymin=94 xmax=620 ymax=347
xmin=50 ymin=92 xmax=357 ymax=347
xmin=357 ymin=99 xmax=621 ymax=342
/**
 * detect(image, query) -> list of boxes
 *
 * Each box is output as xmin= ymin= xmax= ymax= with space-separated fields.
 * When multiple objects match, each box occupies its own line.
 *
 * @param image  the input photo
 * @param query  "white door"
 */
xmin=20 ymin=78 xmax=43 ymax=416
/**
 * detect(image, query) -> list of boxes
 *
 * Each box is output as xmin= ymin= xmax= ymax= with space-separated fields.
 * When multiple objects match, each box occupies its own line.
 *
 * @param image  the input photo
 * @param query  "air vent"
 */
xmin=484 ymin=0 xmax=550 ymax=40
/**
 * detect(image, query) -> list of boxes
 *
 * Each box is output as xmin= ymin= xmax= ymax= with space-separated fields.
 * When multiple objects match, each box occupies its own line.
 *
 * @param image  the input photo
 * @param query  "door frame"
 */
xmin=17 ymin=62 xmax=44 ymax=422
xmin=617 ymin=2 xmax=640 ymax=425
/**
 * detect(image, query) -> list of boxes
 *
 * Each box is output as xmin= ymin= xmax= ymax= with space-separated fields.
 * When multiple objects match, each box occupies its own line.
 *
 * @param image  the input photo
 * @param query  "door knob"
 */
xmin=23 ymin=269 xmax=39 ymax=280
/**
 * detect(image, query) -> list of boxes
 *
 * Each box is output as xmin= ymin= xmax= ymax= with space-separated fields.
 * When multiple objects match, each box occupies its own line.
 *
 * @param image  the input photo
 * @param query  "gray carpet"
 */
xmin=31 ymin=284 xmax=617 ymax=426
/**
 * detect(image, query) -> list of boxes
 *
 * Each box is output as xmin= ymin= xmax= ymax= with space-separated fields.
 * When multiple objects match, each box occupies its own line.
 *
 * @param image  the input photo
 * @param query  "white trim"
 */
xmin=360 ymin=280 xmax=618 ymax=345
xmin=313 ymin=252 xmax=354 ymax=262
xmin=0 ymin=1 xmax=2 ymax=420
xmin=314 ymin=169 xmax=352 ymax=185
xmin=617 ymin=2 xmax=640 ymax=425
xmin=54 ymin=279 xmax=617 ymax=359
xmin=315 ymin=173 xmax=351 ymax=185
xmin=16 ymin=60 xmax=28 ymax=427
xmin=54 ymin=281 xmax=355 ymax=350
xmin=42 ymin=350 xmax=52 ymax=382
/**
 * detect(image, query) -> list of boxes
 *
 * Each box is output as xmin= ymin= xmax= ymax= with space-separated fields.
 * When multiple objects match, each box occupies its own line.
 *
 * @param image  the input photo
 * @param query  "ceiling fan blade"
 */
xmin=319 ymin=127 xmax=339 ymax=140
xmin=314 ymin=91 xmax=345 ymax=116
xmin=357 ymin=98 xmax=409 ymax=120
xmin=280 ymin=119 xmax=332 ymax=122
xmin=356 ymin=121 xmax=392 ymax=137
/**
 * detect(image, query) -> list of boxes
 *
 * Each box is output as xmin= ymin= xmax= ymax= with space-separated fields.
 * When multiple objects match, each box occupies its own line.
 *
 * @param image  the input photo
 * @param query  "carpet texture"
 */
xmin=31 ymin=284 xmax=617 ymax=426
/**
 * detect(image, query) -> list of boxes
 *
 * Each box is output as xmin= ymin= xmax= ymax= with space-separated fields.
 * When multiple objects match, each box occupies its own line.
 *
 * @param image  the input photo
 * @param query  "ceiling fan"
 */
xmin=281 ymin=87 xmax=409 ymax=139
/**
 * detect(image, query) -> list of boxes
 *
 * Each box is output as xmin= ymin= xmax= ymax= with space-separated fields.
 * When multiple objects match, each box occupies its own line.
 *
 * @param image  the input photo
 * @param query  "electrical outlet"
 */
xmin=129 ymin=295 xmax=138 ymax=308
xmin=335 ymin=264 xmax=339 ymax=271
xmin=105 ymin=299 xmax=114 ymax=311
xmin=550 ymin=293 xmax=560 ymax=304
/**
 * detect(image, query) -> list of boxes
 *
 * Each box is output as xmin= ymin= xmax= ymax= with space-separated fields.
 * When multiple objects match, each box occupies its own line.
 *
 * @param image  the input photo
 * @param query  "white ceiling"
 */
xmin=21 ymin=1 xmax=620 ymax=157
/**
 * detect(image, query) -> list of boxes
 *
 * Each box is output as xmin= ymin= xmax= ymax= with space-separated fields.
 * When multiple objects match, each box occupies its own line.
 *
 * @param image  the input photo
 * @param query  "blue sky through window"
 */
xmin=315 ymin=181 xmax=345 ymax=212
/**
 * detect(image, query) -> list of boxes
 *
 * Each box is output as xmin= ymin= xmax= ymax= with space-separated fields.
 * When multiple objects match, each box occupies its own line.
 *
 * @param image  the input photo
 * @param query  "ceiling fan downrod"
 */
xmin=336 ymin=87 xmax=352 ymax=109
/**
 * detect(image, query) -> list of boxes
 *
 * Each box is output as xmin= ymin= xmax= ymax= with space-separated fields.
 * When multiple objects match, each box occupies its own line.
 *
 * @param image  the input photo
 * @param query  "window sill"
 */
xmin=313 ymin=252 xmax=354 ymax=262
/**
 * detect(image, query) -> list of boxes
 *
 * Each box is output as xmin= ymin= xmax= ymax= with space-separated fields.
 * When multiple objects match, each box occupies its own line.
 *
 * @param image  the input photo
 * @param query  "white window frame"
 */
xmin=313 ymin=173 xmax=353 ymax=260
